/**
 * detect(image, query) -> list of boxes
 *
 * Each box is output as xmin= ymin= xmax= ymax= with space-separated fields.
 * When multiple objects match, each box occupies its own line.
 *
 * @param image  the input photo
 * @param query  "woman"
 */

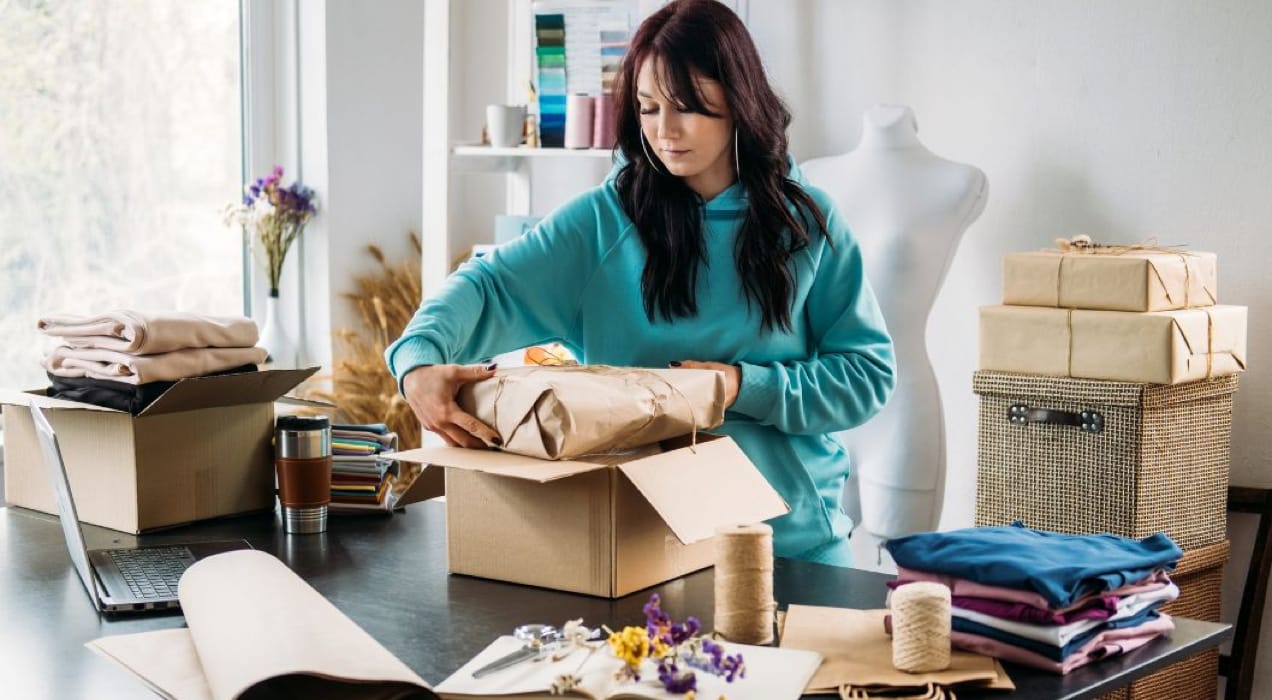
xmin=386 ymin=0 xmax=894 ymax=566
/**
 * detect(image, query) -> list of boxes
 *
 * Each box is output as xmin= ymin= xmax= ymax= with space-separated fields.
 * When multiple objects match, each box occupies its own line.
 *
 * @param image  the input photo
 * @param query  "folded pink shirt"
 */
xmin=39 ymin=311 xmax=259 ymax=354
xmin=46 ymin=345 xmax=267 ymax=384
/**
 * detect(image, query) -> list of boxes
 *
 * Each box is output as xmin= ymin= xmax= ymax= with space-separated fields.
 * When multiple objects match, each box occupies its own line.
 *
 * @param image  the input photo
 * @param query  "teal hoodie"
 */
xmin=386 ymin=158 xmax=895 ymax=566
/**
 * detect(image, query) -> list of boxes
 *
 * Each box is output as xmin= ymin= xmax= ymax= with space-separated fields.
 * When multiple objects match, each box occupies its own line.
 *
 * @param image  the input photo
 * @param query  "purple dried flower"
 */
xmin=644 ymin=594 xmax=672 ymax=639
xmin=657 ymin=660 xmax=697 ymax=694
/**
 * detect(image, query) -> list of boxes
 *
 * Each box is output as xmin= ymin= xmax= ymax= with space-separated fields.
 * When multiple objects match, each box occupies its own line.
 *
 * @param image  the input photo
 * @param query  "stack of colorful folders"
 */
xmin=330 ymin=423 xmax=399 ymax=513
xmin=884 ymin=523 xmax=1183 ymax=675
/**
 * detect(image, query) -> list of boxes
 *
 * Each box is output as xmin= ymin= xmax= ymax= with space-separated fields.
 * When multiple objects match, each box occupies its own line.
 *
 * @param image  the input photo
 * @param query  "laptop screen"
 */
xmin=29 ymin=403 xmax=103 ymax=606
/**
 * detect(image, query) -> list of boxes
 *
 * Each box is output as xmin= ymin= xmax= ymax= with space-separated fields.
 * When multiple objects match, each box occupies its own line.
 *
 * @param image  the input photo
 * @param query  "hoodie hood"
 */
xmin=604 ymin=152 xmax=808 ymax=213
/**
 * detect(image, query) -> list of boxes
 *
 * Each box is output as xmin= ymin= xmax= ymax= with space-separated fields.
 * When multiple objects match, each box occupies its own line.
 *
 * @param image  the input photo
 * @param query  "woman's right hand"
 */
xmin=401 ymin=364 xmax=502 ymax=449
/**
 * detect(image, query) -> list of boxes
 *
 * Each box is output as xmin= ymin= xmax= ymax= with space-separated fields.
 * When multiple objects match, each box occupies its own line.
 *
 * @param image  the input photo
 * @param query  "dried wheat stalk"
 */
xmin=309 ymin=233 xmax=422 ymax=449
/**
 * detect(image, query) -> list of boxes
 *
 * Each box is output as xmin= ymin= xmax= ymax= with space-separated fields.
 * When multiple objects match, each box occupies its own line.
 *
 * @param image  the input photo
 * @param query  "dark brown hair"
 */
xmin=613 ymin=0 xmax=828 ymax=332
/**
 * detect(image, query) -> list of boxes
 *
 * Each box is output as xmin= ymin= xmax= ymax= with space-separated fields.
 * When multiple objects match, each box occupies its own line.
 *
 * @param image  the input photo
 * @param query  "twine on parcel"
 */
xmin=1050 ymin=234 xmax=1216 ymax=309
xmin=890 ymin=582 xmax=952 ymax=674
xmin=713 ymin=522 xmax=775 ymax=645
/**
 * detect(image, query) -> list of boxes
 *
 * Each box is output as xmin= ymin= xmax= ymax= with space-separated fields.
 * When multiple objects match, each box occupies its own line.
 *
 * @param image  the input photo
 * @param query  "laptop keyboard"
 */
xmin=107 ymin=547 xmax=197 ymax=599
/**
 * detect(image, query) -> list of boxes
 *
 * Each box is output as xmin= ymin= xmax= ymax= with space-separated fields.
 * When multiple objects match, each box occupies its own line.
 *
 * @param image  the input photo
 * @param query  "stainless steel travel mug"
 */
xmin=274 ymin=415 xmax=332 ymax=534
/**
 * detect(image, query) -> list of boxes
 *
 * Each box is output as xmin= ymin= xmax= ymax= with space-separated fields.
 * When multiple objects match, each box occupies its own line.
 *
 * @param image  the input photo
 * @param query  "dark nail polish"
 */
xmin=669 ymin=361 xmax=682 ymax=367
xmin=485 ymin=363 xmax=498 ymax=371
xmin=491 ymin=437 xmax=504 ymax=447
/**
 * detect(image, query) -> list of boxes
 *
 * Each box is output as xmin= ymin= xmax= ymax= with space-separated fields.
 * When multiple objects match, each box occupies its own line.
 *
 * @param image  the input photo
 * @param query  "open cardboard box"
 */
xmin=0 ymin=368 xmax=317 ymax=534
xmin=389 ymin=433 xmax=789 ymax=597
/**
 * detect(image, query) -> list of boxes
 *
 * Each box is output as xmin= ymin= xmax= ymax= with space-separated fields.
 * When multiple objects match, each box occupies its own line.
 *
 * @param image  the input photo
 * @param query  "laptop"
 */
xmin=30 ymin=403 xmax=252 ymax=613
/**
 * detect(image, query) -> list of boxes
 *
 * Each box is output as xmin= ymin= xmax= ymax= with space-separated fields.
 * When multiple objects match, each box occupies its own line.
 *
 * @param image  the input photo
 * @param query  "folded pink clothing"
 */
xmin=895 ymin=565 xmax=1172 ymax=613
xmin=948 ymin=613 xmax=1175 ymax=674
xmin=46 ymin=345 xmax=267 ymax=385
xmin=38 ymin=311 xmax=259 ymax=354
xmin=951 ymin=583 xmax=1179 ymax=648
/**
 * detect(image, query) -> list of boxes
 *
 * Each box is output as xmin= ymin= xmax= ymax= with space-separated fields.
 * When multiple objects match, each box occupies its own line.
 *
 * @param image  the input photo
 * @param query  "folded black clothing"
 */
xmin=46 ymin=363 xmax=259 ymax=415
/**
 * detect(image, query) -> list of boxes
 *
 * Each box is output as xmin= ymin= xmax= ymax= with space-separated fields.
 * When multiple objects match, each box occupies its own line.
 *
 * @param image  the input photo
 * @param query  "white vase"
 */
xmin=259 ymin=294 xmax=298 ymax=368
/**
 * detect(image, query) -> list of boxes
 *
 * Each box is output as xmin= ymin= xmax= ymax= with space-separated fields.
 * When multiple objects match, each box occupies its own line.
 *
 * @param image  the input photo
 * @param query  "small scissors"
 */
xmin=471 ymin=624 xmax=563 ymax=679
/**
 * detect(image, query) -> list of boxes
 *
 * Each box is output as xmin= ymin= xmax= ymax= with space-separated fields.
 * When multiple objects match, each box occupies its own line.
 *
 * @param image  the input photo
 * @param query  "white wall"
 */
xmin=745 ymin=0 xmax=1271 ymax=695
xmin=289 ymin=0 xmax=423 ymax=371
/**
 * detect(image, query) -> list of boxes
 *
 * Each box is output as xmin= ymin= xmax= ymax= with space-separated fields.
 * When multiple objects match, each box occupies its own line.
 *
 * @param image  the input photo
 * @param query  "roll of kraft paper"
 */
xmin=564 ymin=93 xmax=595 ymax=149
xmin=714 ymin=522 xmax=776 ymax=644
xmin=592 ymin=93 xmax=616 ymax=149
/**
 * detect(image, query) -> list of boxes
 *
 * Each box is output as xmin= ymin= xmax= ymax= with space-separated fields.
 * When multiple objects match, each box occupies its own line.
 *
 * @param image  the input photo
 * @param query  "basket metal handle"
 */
xmin=1007 ymin=404 xmax=1104 ymax=433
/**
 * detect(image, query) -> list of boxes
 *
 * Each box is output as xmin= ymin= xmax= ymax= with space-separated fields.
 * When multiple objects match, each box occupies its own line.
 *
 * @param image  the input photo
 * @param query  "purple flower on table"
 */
xmin=685 ymin=638 xmax=746 ymax=683
xmin=631 ymin=594 xmax=744 ymax=695
xmin=644 ymin=593 xmax=671 ymax=635
xmin=657 ymin=659 xmax=697 ymax=694
xmin=667 ymin=616 xmax=700 ymax=645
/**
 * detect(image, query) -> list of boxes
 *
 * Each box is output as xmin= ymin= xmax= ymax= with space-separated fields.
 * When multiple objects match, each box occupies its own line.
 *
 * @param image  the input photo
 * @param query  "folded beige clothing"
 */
xmin=46 ymin=345 xmax=268 ymax=384
xmin=457 ymin=365 xmax=726 ymax=460
xmin=38 ymin=311 xmax=259 ymax=354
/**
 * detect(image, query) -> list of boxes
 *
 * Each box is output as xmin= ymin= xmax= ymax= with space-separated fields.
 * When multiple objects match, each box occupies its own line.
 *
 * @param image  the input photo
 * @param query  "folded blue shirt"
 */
xmin=885 ymin=523 xmax=1182 ymax=608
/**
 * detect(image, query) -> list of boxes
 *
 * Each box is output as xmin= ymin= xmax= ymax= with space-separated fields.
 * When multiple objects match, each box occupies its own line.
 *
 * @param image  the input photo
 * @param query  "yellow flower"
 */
xmin=650 ymin=636 xmax=671 ymax=659
xmin=607 ymin=626 xmax=651 ymax=668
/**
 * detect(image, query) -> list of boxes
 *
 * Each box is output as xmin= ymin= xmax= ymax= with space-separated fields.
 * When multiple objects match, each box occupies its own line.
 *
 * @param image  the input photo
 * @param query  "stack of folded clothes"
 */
xmin=330 ymin=423 xmax=399 ymax=513
xmin=40 ymin=311 xmax=267 ymax=414
xmin=884 ymin=523 xmax=1182 ymax=674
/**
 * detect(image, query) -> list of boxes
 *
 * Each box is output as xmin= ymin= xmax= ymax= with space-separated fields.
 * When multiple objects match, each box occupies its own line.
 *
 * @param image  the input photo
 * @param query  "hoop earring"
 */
xmin=640 ymin=132 xmax=664 ymax=174
xmin=733 ymin=128 xmax=741 ymax=180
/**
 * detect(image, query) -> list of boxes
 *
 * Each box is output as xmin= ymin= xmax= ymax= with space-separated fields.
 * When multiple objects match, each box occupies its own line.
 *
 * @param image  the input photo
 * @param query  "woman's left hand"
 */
xmin=670 ymin=360 xmax=741 ymax=408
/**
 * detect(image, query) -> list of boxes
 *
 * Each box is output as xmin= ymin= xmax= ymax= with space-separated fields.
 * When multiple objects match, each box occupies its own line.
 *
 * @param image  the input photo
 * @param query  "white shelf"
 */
xmin=452 ymin=144 xmax=616 ymax=159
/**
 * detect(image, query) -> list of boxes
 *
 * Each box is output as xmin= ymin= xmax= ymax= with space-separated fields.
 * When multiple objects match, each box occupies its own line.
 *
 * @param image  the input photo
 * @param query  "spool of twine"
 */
xmin=890 ymin=582 xmax=952 ymax=673
xmin=713 ymin=522 xmax=775 ymax=645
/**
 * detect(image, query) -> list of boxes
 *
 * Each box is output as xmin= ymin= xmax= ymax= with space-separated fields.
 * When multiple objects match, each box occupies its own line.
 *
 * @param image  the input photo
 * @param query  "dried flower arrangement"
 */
xmin=548 ymin=594 xmax=745 ymax=698
xmin=223 ymin=166 xmax=319 ymax=296
xmin=309 ymin=233 xmax=423 ymax=449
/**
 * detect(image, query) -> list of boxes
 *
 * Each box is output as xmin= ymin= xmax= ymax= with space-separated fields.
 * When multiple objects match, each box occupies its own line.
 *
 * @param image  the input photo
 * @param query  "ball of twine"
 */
xmin=890 ymin=581 xmax=952 ymax=673
xmin=713 ymin=522 xmax=775 ymax=645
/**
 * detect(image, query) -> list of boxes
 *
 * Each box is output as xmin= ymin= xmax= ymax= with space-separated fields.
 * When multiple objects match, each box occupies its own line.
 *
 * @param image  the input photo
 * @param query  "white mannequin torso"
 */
xmin=802 ymin=105 xmax=988 ymax=539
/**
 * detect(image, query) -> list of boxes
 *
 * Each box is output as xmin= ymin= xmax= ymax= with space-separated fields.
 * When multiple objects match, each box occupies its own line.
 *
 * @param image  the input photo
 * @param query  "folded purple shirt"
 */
xmin=952 ymin=594 xmax=1119 ymax=625
xmin=893 ymin=566 xmax=1172 ymax=616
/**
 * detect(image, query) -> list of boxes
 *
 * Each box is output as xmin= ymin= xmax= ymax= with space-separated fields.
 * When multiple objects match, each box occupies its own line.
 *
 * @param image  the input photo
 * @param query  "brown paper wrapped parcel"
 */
xmin=979 ymin=305 xmax=1246 ymax=384
xmin=456 ymin=365 xmax=726 ymax=460
xmin=1003 ymin=249 xmax=1218 ymax=312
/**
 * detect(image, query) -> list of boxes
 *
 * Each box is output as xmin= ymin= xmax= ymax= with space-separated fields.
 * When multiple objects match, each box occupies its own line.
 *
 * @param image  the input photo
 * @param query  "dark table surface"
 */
xmin=0 ymin=499 xmax=1230 ymax=700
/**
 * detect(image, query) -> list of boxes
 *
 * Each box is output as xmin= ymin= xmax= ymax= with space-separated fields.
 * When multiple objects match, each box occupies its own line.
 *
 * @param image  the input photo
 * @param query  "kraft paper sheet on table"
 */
xmin=457 ymin=366 xmax=726 ymax=460
xmin=87 ymin=550 xmax=434 ymax=700
xmin=779 ymin=605 xmax=1014 ymax=695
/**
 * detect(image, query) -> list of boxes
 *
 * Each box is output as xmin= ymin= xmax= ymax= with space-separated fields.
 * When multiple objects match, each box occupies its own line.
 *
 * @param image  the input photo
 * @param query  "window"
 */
xmin=0 ymin=0 xmax=245 ymax=392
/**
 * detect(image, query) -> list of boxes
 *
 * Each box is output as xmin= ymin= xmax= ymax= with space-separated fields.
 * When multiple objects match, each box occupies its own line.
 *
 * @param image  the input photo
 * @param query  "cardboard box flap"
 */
xmin=386 ymin=446 xmax=609 ymax=482
xmin=617 ymin=436 xmax=790 ymax=545
xmin=138 ymin=367 xmax=319 ymax=417
xmin=0 ymin=388 xmax=122 ymax=412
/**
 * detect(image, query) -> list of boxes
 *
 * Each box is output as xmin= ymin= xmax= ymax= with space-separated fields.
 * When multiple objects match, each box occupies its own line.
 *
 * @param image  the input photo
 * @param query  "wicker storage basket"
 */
xmin=974 ymin=370 xmax=1237 ymax=550
xmin=1097 ymin=540 xmax=1229 ymax=700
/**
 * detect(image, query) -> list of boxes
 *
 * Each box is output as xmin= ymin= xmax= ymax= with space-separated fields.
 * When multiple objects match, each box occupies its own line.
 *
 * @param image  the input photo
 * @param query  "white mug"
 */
xmin=486 ymin=104 xmax=527 ymax=148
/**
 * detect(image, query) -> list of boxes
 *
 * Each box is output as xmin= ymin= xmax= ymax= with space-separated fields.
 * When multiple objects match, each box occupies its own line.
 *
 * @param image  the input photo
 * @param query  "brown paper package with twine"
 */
xmin=713 ymin=522 xmax=775 ymax=645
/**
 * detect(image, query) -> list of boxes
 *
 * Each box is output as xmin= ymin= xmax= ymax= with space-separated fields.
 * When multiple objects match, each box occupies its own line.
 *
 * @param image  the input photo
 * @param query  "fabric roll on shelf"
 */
xmin=564 ymin=93 xmax=594 ymax=149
